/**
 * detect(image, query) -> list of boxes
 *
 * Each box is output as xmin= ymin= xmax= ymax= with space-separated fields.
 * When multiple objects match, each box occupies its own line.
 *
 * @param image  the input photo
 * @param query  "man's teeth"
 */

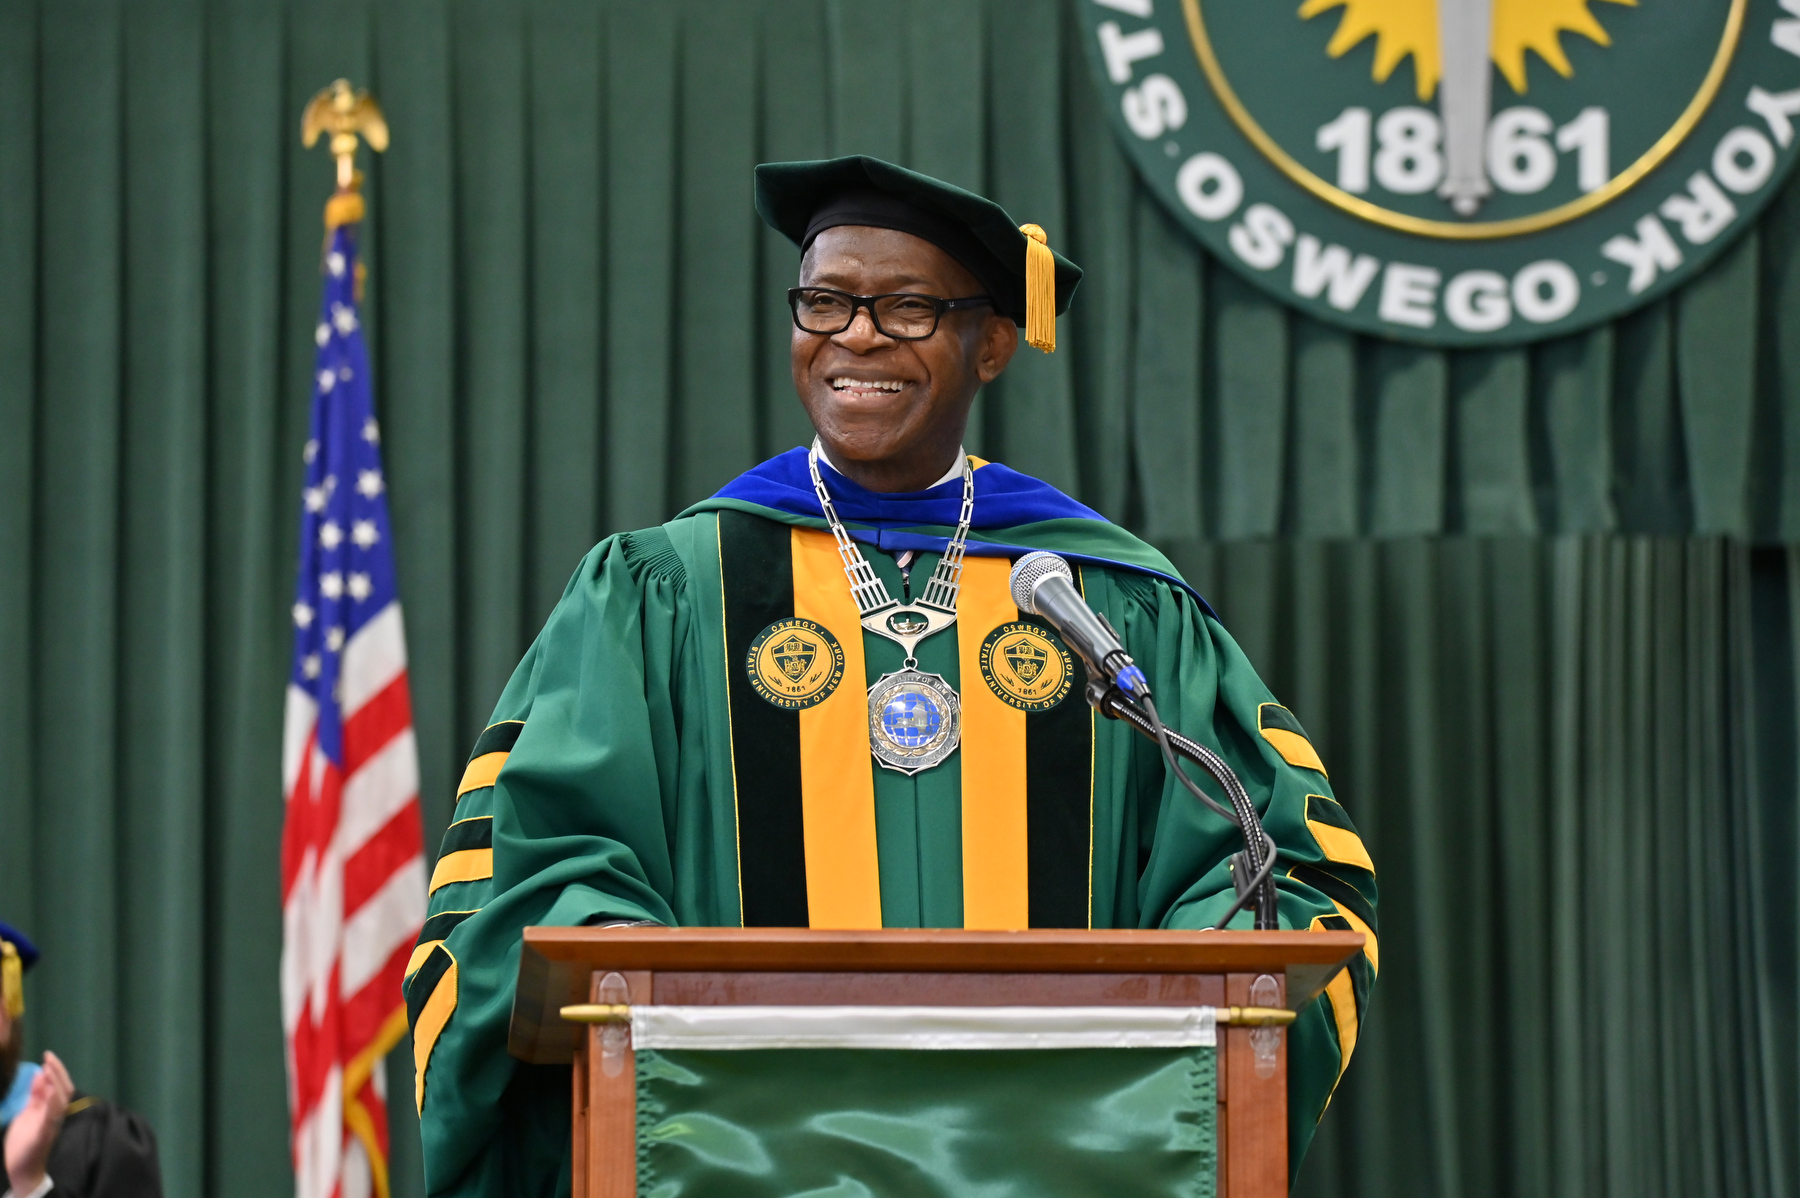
xmin=831 ymin=378 xmax=904 ymax=392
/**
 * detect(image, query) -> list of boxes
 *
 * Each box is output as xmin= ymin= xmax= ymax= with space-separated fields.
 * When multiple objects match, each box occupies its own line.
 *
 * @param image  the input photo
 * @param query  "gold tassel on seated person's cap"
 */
xmin=2 ymin=940 xmax=21 ymax=1019
xmin=1019 ymin=223 xmax=1056 ymax=353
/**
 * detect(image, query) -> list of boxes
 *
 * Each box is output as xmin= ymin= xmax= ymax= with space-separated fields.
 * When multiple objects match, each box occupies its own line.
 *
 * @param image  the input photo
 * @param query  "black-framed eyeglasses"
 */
xmin=787 ymin=287 xmax=994 ymax=341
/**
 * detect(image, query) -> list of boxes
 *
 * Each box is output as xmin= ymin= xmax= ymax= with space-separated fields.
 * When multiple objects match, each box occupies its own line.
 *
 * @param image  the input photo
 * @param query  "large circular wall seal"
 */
xmin=1080 ymin=0 xmax=1800 ymax=345
xmin=747 ymin=619 xmax=845 ymax=710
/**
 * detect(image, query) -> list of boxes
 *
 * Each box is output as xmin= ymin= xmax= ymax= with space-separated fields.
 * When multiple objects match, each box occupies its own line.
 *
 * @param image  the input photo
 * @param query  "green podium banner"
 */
xmin=634 ymin=1046 xmax=1218 ymax=1198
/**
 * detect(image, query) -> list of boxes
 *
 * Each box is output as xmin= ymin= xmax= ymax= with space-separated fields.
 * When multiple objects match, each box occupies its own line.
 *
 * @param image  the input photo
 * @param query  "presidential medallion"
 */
xmin=979 ymin=621 xmax=1075 ymax=712
xmin=808 ymin=442 xmax=976 ymax=772
xmin=867 ymin=668 xmax=961 ymax=775
xmin=747 ymin=618 xmax=845 ymax=710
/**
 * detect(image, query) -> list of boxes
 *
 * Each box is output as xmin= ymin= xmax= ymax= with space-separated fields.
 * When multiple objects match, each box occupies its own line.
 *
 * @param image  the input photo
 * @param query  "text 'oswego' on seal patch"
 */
xmin=980 ymin=622 xmax=1075 ymax=711
xmin=747 ymin=618 xmax=845 ymax=710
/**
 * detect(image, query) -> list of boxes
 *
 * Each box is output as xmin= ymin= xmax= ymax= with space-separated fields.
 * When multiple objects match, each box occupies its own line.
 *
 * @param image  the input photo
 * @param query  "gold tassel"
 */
xmin=325 ymin=187 xmax=366 ymax=231
xmin=1019 ymin=223 xmax=1056 ymax=353
xmin=2 ymin=941 xmax=22 ymax=1020
xmin=322 ymin=169 xmax=367 ymax=270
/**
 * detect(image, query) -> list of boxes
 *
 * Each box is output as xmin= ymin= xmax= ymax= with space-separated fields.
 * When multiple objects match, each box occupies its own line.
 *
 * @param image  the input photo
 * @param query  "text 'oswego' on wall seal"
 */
xmin=1081 ymin=0 xmax=1800 ymax=345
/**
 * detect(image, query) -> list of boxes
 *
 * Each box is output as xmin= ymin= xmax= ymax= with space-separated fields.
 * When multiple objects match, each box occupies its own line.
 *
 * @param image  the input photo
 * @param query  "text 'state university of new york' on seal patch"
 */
xmin=1082 ymin=0 xmax=1800 ymax=345
xmin=748 ymin=619 xmax=846 ymax=710
xmin=979 ymin=623 xmax=1076 ymax=712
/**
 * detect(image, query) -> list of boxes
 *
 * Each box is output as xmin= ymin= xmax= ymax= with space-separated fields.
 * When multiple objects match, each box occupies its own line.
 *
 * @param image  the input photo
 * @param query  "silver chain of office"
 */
xmin=807 ymin=446 xmax=974 ymax=631
xmin=808 ymin=444 xmax=976 ymax=774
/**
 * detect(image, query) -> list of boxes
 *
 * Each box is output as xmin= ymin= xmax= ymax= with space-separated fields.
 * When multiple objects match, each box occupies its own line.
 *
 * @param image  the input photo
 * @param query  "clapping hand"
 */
xmin=5 ymin=1051 xmax=72 ymax=1196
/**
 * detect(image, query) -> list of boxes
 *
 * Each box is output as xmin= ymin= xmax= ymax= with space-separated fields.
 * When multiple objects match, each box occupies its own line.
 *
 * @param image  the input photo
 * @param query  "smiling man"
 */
xmin=407 ymin=156 xmax=1379 ymax=1196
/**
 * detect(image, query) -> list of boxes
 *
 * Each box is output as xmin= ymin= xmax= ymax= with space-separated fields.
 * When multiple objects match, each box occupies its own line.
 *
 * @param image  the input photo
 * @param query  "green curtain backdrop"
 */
xmin=1182 ymin=537 xmax=1799 ymax=1198
xmin=0 ymin=1 xmax=1794 ymax=1196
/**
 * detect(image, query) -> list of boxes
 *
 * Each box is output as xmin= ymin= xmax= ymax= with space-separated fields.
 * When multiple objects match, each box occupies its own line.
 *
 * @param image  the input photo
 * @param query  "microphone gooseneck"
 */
xmin=1010 ymin=551 xmax=1280 ymax=931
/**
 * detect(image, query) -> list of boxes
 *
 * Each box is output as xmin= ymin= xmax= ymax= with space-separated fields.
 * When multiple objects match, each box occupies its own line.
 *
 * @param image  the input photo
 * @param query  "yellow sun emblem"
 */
xmin=1298 ymin=0 xmax=1637 ymax=99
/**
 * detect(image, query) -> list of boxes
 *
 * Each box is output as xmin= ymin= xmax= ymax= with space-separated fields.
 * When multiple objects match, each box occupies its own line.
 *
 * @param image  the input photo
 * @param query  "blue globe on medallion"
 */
xmin=881 ymin=688 xmax=942 ymax=749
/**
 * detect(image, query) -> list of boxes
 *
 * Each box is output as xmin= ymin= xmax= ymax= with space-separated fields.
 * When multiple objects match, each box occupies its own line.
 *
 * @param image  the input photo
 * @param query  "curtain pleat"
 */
xmin=0 ymin=4 xmax=1795 ymax=1197
xmin=1161 ymin=538 xmax=1800 ymax=1198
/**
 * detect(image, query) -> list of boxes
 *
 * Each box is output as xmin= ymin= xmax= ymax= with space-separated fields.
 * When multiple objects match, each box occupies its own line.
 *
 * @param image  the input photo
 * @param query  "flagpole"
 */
xmin=286 ymin=78 xmax=422 ymax=1198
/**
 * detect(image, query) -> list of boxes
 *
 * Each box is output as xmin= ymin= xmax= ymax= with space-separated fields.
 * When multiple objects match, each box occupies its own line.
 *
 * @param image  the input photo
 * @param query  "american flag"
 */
xmin=281 ymin=223 xmax=427 ymax=1198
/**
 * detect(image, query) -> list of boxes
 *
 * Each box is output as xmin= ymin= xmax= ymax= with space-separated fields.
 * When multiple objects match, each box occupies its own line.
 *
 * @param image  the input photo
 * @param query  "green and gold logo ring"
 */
xmin=748 ymin=618 xmax=846 ymax=710
xmin=1081 ymin=0 xmax=1800 ymax=345
xmin=979 ymin=622 xmax=1076 ymax=712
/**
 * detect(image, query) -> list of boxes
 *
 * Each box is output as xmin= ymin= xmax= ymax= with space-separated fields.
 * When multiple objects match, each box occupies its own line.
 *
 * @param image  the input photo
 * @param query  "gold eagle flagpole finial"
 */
xmin=302 ymin=78 xmax=389 ymax=231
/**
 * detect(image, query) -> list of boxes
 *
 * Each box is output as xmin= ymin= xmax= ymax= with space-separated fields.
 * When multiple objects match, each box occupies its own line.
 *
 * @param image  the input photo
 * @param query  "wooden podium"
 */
xmin=509 ymin=927 xmax=1363 ymax=1198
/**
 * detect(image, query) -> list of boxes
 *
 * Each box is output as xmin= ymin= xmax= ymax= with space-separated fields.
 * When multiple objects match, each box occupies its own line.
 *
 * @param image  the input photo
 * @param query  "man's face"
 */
xmin=793 ymin=226 xmax=1017 ymax=484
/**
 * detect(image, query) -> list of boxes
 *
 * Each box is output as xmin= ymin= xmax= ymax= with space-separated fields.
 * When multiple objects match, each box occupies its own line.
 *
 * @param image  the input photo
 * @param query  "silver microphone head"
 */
xmin=1009 ymin=551 xmax=1074 ymax=615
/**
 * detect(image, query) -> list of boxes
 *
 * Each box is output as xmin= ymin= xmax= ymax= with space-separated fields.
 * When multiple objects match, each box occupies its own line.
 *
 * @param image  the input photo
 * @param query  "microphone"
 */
xmin=1011 ymin=554 xmax=1279 ymax=929
xmin=1011 ymin=551 xmax=1278 ymax=929
xmin=1009 ymin=552 xmax=1150 ymax=698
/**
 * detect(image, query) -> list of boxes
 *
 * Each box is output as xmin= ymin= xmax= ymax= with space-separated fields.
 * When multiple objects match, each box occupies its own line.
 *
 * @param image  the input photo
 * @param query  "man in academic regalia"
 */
xmin=0 ymin=924 xmax=162 ymax=1198
xmin=406 ymin=156 xmax=1380 ymax=1197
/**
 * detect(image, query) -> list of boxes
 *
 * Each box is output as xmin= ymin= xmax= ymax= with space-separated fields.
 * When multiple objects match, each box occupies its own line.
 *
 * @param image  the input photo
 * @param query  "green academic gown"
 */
xmin=406 ymin=473 xmax=1379 ymax=1198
